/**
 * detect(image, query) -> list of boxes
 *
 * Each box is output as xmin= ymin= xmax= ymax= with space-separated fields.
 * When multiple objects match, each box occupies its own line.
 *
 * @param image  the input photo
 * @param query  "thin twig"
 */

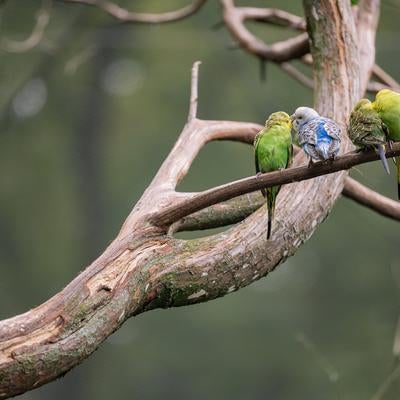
xmin=296 ymin=332 xmax=340 ymax=383
xmin=188 ymin=61 xmax=201 ymax=121
xmin=151 ymin=143 xmax=400 ymax=227
xmin=280 ymin=62 xmax=313 ymax=88
xmin=343 ymin=177 xmax=400 ymax=221
xmin=58 ymin=0 xmax=207 ymax=24
xmin=372 ymin=64 xmax=400 ymax=90
xmin=370 ymin=363 xmax=400 ymax=400
xmin=1 ymin=0 xmax=51 ymax=53
xmin=280 ymin=62 xmax=389 ymax=94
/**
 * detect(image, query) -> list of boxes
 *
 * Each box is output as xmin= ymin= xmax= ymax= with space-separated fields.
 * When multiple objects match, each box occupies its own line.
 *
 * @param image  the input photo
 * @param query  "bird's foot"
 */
xmin=308 ymin=158 xmax=314 ymax=168
xmin=256 ymin=172 xmax=262 ymax=178
xmin=389 ymin=140 xmax=394 ymax=150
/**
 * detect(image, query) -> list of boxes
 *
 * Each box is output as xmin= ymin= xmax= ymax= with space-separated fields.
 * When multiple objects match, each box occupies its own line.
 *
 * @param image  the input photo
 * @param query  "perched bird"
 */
xmin=348 ymin=98 xmax=390 ymax=174
xmin=254 ymin=111 xmax=293 ymax=239
xmin=372 ymin=89 xmax=400 ymax=198
xmin=291 ymin=107 xmax=341 ymax=165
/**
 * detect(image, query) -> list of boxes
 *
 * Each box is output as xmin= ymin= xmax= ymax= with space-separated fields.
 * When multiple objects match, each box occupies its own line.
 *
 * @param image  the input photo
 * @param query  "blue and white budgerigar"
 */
xmin=291 ymin=107 xmax=341 ymax=165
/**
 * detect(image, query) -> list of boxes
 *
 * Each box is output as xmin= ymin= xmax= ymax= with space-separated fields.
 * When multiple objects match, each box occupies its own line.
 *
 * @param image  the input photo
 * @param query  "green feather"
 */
xmin=373 ymin=89 xmax=400 ymax=199
xmin=254 ymin=112 xmax=293 ymax=239
xmin=348 ymin=98 xmax=390 ymax=174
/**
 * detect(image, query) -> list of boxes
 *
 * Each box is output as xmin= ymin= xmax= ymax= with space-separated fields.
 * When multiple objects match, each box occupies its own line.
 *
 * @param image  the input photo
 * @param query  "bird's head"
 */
xmin=290 ymin=107 xmax=320 ymax=130
xmin=376 ymin=89 xmax=393 ymax=98
xmin=265 ymin=111 xmax=291 ymax=129
xmin=353 ymin=98 xmax=372 ymax=112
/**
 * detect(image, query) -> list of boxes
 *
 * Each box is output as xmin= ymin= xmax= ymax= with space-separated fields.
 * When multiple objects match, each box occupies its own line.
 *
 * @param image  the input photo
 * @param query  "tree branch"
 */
xmin=372 ymin=63 xmax=400 ymax=90
xmin=1 ymin=0 xmax=51 ymax=53
xmin=58 ymin=0 xmax=207 ymax=24
xmin=176 ymin=173 xmax=400 ymax=233
xmin=151 ymin=143 xmax=400 ymax=227
xmin=173 ymin=192 xmax=264 ymax=232
xmin=343 ymin=177 xmax=400 ymax=221
xmin=188 ymin=61 xmax=201 ymax=121
xmin=220 ymin=0 xmax=309 ymax=62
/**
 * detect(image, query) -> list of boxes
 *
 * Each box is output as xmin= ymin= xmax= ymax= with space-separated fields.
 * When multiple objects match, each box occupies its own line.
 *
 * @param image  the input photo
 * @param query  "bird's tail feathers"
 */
xmin=377 ymin=144 xmax=390 ymax=175
xmin=266 ymin=189 xmax=276 ymax=240
xmin=396 ymin=156 xmax=400 ymax=200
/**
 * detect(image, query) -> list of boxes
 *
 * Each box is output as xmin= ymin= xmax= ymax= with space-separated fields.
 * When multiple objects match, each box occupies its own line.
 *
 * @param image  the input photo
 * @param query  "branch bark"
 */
xmin=151 ymin=143 xmax=400 ymax=227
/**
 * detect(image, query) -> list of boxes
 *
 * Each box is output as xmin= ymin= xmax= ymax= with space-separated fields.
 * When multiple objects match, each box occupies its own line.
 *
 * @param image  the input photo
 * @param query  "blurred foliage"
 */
xmin=0 ymin=0 xmax=400 ymax=399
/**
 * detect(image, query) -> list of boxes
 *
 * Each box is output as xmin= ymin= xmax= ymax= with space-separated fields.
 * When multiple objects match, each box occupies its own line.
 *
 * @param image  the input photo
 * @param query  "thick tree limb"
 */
xmin=58 ymin=0 xmax=207 ymax=24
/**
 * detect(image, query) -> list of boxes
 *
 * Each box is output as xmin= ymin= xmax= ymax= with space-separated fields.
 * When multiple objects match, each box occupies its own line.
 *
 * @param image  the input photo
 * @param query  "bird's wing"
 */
xmin=323 ymin=118 xmax=341 ymax=141
xmin=287 ymin=144 xmax=294 ymax=168
xmin=254 ymin=130 xmax=267 ymax=198
xmin=299 ymin=121 xmax=317 ymax=145
xmin=254 ymin=130 xmax=262 ymax=173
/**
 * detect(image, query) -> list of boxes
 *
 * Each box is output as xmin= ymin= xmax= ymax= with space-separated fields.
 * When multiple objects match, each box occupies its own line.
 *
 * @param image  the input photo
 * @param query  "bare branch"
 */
xmin=280 ymin=62 xmax=387 ymax=94
xmin=58 ymin=0 xmax=207 ymax=24
xmin=173 ymin=192 xmax=263 ymax=232
xmin=280 ymin=62 xmax=313 ymax=88
xmin=188 ymin=61 xmax=201 ymax=121
xmin=370 ymin=363 xmax=400 ymax=400
xmin=220 ymin=0 xmax=309 ymax=62
xmin=343 ymin=177 xmax=400 ymax=221
xmin=1 ymin=0 xmax=51 ymax=53
xmin=151 ymin=143 xmax=400 ymax=228
xmin=234 ymin=6 xmax=306 ymax=30
xmin=372 ymin=63 xmax=400 ymax=90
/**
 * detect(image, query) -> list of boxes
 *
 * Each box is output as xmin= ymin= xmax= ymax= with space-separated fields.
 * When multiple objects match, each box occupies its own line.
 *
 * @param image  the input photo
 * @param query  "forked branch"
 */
xmin=58 ymin=0 xmax=207 ymax=23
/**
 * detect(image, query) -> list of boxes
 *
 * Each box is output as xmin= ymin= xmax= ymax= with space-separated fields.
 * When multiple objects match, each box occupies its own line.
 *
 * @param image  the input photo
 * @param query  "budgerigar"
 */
xmin=291 ymin=107 xmax=341 ymax=165
xmin=254 ymin=111 xmax=293 ymax=239
xmin=348 ymin=98 xmax=390 ymax=174
xmin=372 ymin=89 xmax=400 ymax=198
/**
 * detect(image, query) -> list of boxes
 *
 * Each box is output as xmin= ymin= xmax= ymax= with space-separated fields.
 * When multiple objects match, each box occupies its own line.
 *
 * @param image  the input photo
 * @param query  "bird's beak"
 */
xmin=290 ymin=114 xmax=295 ymax=122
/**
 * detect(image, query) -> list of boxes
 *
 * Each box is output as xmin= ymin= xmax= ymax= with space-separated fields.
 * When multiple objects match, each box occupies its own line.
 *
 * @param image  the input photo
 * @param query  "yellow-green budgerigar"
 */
xmin=254 ymin=112 xmax=293 ymax=239
xmin=348 ymin=98 xmax=390 ymax=174
xmin=372 ymin=89 xmax=400 ymax=198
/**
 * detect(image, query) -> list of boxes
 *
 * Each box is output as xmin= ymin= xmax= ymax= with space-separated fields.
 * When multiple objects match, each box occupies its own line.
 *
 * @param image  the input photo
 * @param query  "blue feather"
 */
xmin=316 ymin=120 xmax=332 ymax=143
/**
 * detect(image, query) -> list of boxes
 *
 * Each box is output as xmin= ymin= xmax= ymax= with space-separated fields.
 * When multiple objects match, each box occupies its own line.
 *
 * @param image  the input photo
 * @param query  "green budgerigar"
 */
xmin=372 ymin=89 xmax=400 ymax=198
xmin=348 ymin=98 xmax=390 ymax=174
xmin=254 ymin=111 xmax=293 ymax=239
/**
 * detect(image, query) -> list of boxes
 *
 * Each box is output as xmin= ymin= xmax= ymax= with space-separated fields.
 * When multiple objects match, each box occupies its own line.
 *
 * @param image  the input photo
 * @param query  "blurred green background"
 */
xmin=0 ymin=0 xmax=399 ymax=399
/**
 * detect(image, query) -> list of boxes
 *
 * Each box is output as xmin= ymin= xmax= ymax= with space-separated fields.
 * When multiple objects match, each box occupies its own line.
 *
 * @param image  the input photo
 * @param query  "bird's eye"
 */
xmin=298 ymin=116 xmax=303 ymax=119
